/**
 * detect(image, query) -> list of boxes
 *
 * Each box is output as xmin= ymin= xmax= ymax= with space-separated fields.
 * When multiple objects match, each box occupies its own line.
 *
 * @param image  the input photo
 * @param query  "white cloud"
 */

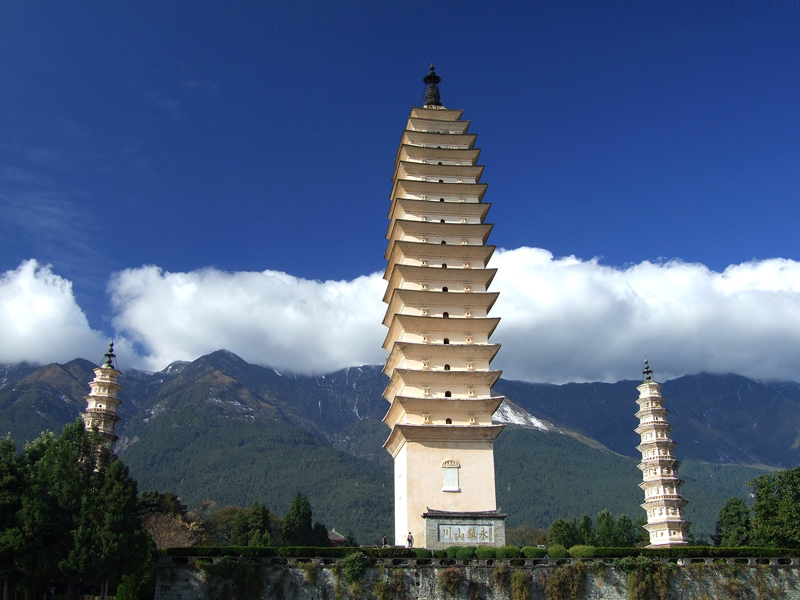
xmin=491 ymin=248 xmax=800 ymax=383
xmin=108 ymin=266 xmax=387 ymax=373
xmin=8 ymin=251 xmax=800 ymax=384
xmin=0 ymin=260 xmax=108 ymax=365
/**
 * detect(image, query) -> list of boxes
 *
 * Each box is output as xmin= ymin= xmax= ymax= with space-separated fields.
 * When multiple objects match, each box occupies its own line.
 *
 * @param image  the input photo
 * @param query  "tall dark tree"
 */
xmin=247 ymin=502 xmax=272 ymax=547
xmin=595 ymin=510 xmax=617 ymax=547
xmin=712 ymin=497 xmax=751 ymax=547
xmin=2 ymin=422 xmax=151 ymax=598
xmin=64 ymin=460 xmax=151 ymax=598
xmin=282 ymin=492 xmax=328 ymax=546
xmin=137 ymin=491 xmax=188 ymax=519
xmin=750 ymin=467 xmax=800 ymax=548
xmin=614 ymin=514 xmax=643 ymax=547
xmin=282 ymin=492 xmax=314 ymax=546
xmin=0 ymin=436 xmax=24 ymax=597
xmin=312 ymin=521 xmax=331 ymax=547
xmin=549 ymin=518 xmax=577 ymax=548
xmin=229 ymin=510 xmax=250 ymax=546
xmin=12 ymin=424 xmax=98 ymax=595
xmin=574 ymin=514 xmax=596 ymax=546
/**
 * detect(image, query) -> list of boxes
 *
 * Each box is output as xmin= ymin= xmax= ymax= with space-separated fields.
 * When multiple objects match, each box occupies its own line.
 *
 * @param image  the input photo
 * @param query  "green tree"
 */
xmin=2 ymin=422 xmax=151 ymax=598
xmin=614 ymin=514 xmax=641 ymax=547
xmin=312 ymin=521 xmax=331 ymax=547
xmin=0 ymin=436 xmax=24 ymax=596
xmin=712 ymin=497 xmax=751 ymax=546
xmin=595 ymin=509 xmax=617 ymax=547
xmin=282 ymin=492 xmax=328 ymax=546
xmin=344 ymin=529 xmax=359 ymax=547
xmin=574 ymin=514 xmax=596 ymax=546
xmin=549 ymin=518 xmax=577 ymax=548
xmin=138 ymin=491 xmax=188 ymax=519
xmin=201 ymin=506 xmax=243 ymax=546
xmin=282 ymin=492 xmax=313 ymax=545
xmin=750 ymin=467 xmax=800 ymax=548
xmin=12 ymin=423 xmax=99 ymax=595
xmin=247 ymin=502 xmax=273 ymax=547
xmin=62 ymin=460 xmax=151 ymax=599
xmin=230 ymin=510 xmax=250 ymax=546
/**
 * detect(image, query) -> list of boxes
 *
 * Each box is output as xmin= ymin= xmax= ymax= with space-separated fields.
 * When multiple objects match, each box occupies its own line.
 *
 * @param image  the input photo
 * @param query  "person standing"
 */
xmin=406 ymin=532 xmax=414 ymax=548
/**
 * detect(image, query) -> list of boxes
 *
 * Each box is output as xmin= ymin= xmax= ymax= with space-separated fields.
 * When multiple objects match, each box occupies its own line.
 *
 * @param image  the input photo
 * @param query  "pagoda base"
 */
xmin=422 ymin=509 xmax=507 ymax=550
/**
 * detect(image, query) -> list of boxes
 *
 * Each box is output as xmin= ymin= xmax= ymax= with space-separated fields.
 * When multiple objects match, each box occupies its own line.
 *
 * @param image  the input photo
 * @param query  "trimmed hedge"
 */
xmin=362 ymin=547 xmax=416 ymax=559
xmin=279 ymin=546 xmax=361 ymax=558
xmin=162 ymin=544 xmax=800 ymax=561
xmin=455 ymin=547 xmax=476 ymax=560
xmin=521 ymin=546 xmax=547 ymax=559
xmin=547 ymin=544 xmax=569 ymax=559
xmin=162 ymin=546 xmax=276 ymax=557
xmin=569 ymin=545 xmax=596 ymax=559
xmin=590 ymin=546 xmax=800 ymax=560
xmin=495 ymin=546 xmax=521 ymax=559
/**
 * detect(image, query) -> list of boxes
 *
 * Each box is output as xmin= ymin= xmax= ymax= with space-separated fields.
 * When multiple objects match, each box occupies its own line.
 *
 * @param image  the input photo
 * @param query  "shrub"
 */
xmin=362 ymin=547 xmax=416 ymax=559
xmin=521 ymin=546 xmax=547 ymax=558
xmin=437 ymin=566 xmax=463 ymax=596
xmin=492 ymin=564 xmax=510 ymax=588
xmin=569 ymin=545 xmax=596 ymax=559
xmin=434 ymin=550 xmax=447 ymax=559
xmin=545 ymin=562 xmax=588 ymax=600
xmin=278 ymin=546 xmax=359 ymax=558
xmin=511 ymin=570 xmax=532 ymax=600
xmin=455 ymin=547 xmax=476 ymax=559
xmin=547 ymin=544 xmax=569 ymax=558
xmin=163 ymin=546 xmax=275 ymax=557
xmin=373 ymin=579 xmax=390 ymax=600
xmin=297 ymin=562 xmax=316 ymax=585
xmin=341 ymin=552 xmax=366 ymax=583
xmin=445 ymin=546 xmax=461 ymax=558
xmin=413 ymin=548 xmax=433 ymax=559
xmin=475 ymin=547 xmax=497 ymax=559
xmin=496 ymin=545 xmax=521 ymax=559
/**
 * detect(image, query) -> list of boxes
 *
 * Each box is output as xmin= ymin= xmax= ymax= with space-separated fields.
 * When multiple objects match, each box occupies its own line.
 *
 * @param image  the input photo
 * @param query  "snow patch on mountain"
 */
xmin=493 ymin=401 xmax=551 ymax=431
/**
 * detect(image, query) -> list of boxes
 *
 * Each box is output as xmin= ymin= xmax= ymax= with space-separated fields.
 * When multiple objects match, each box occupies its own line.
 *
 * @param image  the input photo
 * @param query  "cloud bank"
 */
xmin=108 ymin=266 xmax=386 ymax=374
xmin=0 ymin=260 xmax=107 ymax=365
xmin=4 ymin=250 xmax=800 ymax=383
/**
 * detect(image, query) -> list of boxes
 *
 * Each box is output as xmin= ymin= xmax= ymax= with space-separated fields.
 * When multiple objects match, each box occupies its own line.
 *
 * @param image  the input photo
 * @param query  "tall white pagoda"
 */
xmin=635 ymin=360 xmax=690 ymax=547
xmin=82 ymin=342 xmax=122 ymax=453
xmin=381 ymin=66 xmax=506 ymax=549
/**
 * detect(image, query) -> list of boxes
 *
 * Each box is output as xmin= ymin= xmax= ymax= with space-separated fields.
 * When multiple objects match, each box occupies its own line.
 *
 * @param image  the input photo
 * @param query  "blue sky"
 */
xmin=2 ymin=1 xmax=800 ymax=383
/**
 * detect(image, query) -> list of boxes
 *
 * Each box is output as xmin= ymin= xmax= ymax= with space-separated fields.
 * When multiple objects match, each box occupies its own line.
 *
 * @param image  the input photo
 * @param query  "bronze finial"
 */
xmin=642 ymin=358 xmax=654 ymax=382
xmin=104 ymin=341 xmax=116 ymax=368
xmin=423 ymin=64 xmax=442 ymax=107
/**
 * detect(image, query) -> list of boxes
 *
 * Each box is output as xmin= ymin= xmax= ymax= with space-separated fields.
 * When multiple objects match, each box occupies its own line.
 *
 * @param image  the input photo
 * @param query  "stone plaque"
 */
xmin=437 ymin=524 xmax=494 ymax=543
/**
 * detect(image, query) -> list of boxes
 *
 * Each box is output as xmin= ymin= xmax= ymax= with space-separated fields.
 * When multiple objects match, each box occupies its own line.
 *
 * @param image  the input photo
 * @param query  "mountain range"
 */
xmin=2 ymin=350 xmax=797 ymax=543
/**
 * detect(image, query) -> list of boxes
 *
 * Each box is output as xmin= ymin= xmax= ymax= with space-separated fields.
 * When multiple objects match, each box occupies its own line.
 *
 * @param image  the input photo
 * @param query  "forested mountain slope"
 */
xmin=1 ymin=350 xmax=789 ymax=542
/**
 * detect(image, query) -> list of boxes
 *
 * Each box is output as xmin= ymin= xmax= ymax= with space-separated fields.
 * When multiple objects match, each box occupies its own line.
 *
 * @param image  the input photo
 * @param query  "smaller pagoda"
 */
xmin=82 ymin=342 xmax=122 ymax=453
xmin=635 ymin=359 xmax=690 ymax=547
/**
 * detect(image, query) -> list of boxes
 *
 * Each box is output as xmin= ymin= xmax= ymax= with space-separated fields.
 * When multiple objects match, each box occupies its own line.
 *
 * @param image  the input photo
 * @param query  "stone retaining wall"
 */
xmin=155 ymin=555 xmax=800 ymax=600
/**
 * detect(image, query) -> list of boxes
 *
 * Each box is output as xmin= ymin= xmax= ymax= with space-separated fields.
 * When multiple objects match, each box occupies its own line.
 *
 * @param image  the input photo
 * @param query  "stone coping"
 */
xmin=168 ymin=555 xmax=800 ymax=569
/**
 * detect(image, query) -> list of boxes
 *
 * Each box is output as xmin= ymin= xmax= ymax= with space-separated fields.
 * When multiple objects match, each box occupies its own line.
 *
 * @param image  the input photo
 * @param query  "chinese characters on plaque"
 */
xmin=438 ymin=524 xmax=493 ymax=543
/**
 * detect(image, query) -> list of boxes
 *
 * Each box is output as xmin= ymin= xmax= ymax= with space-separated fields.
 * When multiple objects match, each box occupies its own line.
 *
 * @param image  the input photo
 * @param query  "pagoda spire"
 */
xmin=381 ymin=81 xmax=506 ymax=549
xmin=82 ymin=341 xmax=122 ymax=454
xmin=423 ymin=64 xmax=443 ymax=107
xmin=634 ymin=360 xmax=690 ymax=547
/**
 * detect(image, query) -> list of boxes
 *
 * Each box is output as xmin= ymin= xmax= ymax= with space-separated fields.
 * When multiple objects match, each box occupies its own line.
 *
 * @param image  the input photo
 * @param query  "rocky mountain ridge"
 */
xmin=1 ymin=350 xmax=794 ymax=542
